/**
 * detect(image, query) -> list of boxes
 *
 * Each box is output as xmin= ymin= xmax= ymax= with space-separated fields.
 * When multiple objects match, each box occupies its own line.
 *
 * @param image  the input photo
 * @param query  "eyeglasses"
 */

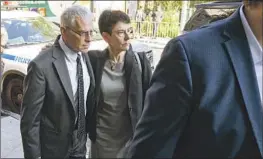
xmin=112 ymin=27 xmax=134 ymax=37
xmin=66 ymin=27 xmax=94 ymax=37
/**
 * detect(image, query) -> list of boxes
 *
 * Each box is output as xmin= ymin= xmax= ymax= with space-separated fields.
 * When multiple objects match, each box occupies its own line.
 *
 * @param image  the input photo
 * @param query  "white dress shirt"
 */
xmin=58 ymin=37 xmax=90 ymax=115
xmin=240 ymin=5 xmax=263 ymax=105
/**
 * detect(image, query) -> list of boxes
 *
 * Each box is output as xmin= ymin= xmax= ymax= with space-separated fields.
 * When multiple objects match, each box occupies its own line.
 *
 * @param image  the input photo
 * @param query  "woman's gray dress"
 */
xmin=89 ymin=59 xmax=133 ymax=158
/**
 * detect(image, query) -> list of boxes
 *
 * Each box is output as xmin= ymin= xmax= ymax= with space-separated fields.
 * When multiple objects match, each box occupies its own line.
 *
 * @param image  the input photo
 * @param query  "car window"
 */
xmin=1 ymin=16 xmax=60 ymax=46
xmin=92 ymin=28 xmax=103 ymax=41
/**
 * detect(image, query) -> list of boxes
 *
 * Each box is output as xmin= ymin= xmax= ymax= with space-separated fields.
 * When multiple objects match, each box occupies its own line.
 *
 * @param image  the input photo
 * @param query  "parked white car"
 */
xmin=1 ymin=10 xmax=60 ymax=114
xmin=1 ymin=10 xmax=153 ymax=115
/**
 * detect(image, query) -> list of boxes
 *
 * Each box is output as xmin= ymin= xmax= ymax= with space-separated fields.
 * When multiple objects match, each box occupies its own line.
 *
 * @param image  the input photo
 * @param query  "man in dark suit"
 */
xmin=126 ymin=0 xmax=262 ymax=158
xmin=20 ymin=5 xmax=95 ymax=159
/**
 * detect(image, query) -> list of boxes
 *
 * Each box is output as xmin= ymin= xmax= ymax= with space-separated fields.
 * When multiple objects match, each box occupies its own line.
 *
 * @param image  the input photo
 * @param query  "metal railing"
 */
xmin=131 ymin=21 xmax=181 ymax=38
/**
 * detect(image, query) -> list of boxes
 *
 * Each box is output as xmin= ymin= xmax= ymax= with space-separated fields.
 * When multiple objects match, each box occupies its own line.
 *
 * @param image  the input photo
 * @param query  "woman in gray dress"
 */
xmin=88 ymin=10 xmax=152 ymax=158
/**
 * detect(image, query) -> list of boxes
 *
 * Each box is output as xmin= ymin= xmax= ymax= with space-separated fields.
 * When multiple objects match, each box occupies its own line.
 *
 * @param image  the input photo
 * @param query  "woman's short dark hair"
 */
xmin=98 ymin=10 xmax=130 ymax=35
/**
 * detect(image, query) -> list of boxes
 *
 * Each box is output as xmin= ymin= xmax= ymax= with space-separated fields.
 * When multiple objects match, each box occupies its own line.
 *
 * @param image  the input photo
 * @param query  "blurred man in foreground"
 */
xmin=126 ymin=0 xmax=262 ymax=158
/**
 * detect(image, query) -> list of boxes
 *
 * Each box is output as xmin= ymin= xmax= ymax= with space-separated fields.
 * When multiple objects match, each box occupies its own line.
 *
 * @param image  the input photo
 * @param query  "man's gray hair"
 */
xmin=60 ymin=5 xmax=93 ymax=28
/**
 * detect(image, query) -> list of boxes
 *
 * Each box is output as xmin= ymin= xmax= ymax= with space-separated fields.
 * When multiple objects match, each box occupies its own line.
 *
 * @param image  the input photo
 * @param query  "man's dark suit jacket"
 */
xmin=126 ymin=8 xmax=262 ymax=158
xmin=20 ymin=36 xmax=95 ymax=158
xmin=88 ymin=47 xmax=152 ymax=142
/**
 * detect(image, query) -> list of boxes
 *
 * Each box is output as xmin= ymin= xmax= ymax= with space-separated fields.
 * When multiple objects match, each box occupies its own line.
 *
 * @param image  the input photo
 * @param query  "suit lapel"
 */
xmin=83 ymin=53 xmax=96 ymax=116
xmin=83 ymin=53 xmax=95 ymax=95
xmin=223 ymin=10 xmax=262 ymax=156
xmin=52 ymin=38 xmax=75 ymax=108
xmin=124 ymin=47 xmax=135 ymax=93
xmin=97 ymin=49 xmax=108 ymax=89
xmin=124 ymin=47 xmax=143 ymax=113
xmin=93 ymin=49 xmax=108 ymax=110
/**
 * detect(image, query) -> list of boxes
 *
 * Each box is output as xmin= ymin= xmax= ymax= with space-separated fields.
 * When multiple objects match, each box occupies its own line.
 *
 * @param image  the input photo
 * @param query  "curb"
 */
xmin=135 ymin=38 xmax=171 ymax=48
xmin=145 ymin=43 xmax=166 ymax=49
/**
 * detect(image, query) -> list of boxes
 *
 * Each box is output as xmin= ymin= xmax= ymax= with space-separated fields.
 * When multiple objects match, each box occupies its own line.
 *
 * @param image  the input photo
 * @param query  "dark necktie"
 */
xmin=76 ymin=54 xmax=85 ymax=139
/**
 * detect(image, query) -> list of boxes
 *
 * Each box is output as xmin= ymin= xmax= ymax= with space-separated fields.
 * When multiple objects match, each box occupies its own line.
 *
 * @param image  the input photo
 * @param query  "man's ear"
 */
xmin=101 ymin=32 xmax=111 ymax=43
xmin=60 ymin=27 xmax=66 ymax=36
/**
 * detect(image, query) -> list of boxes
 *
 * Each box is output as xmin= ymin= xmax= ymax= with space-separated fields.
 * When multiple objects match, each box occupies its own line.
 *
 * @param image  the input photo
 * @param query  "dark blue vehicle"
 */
xmin=183 ymin=1 xmax=242 ymax=33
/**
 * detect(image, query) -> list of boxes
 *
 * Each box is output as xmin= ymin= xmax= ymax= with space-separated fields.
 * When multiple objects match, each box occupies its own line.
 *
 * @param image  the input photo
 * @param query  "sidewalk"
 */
xmin=1 ymin=116 xmax=23 ymax=158
xmin=1 ymin=116 xmax=91 ymax=158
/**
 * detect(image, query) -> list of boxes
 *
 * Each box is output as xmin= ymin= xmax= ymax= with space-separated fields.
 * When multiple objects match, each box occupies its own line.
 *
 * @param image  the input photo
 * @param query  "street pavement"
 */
xmin=1 ymin=115 xmax=23 ymax=158
xmin=1 ymin=115 xmax=91 ymax=158
xmin=0 ymin=38 xmax=167 ymax=158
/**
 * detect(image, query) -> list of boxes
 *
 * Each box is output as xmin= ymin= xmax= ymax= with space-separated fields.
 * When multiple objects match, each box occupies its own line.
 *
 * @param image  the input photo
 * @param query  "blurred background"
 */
xmin=1 ymin=0 xmax=220 ymax=37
